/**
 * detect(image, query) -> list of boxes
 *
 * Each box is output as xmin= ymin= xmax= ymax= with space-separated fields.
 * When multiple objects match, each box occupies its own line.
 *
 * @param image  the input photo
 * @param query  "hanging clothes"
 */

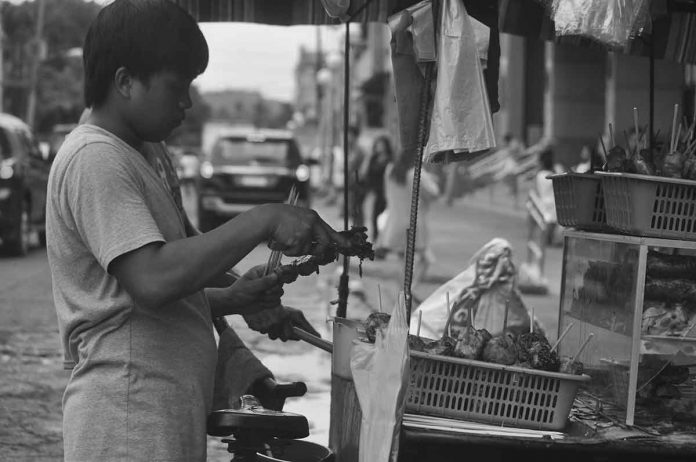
xmin=424 ymin=0 xmax=497 ymax=163
xmin=388 ymin=0 xmax=497 ymax=166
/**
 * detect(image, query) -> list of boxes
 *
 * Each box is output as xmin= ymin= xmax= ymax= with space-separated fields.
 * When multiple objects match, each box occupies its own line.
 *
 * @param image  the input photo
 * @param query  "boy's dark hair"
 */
xmin=83 ymin=0 xmax=208 ymax=108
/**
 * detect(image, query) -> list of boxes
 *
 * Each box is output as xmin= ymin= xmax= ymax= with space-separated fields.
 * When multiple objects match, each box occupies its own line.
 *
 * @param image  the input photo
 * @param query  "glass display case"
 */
xmin=558 ymin=230 xmax=696 ymax=426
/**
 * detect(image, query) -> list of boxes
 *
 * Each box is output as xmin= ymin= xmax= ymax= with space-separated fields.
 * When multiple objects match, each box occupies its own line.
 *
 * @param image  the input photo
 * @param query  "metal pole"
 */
xmin=403 ymin=0 xmax=438 ymax=321
xmin=649 ymin=38 xmax=655 ymax=151
xmin=336 ymin=21 xmax=351 ymax=319
xmin=26 ymin=0 xmax=45 ymax=128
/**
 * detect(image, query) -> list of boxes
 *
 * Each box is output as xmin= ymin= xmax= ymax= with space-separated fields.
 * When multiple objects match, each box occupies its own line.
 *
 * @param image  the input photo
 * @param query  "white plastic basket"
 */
xmin=406 ymin=351 xmax=590 ymax=431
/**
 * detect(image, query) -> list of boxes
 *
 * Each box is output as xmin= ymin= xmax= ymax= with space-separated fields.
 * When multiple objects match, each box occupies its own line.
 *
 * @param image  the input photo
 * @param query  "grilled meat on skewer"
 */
xmin=422 ymin=336 xmax=457 ymax=356
xmin=452 ymin=326 xmax=491 ymax=360
xmin=364 ymin=312 xmax=391 ymax=343
xmin=516 ymin=332 xmax=560 ymax=371
xmin=559 ymin=356 xmax=584 ymax=375
xmin=273 ymin=226 xmax=375 ymax=284
xmin=408 ymin=335 xmax=427 ymax=352
xmin=481 ymin=333 xmax=518 ymax=365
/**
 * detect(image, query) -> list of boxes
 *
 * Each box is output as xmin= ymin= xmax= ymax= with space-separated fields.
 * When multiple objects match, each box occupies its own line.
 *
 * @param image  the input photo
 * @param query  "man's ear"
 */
xmin=113 ymin=66 xmax=134 ymax=99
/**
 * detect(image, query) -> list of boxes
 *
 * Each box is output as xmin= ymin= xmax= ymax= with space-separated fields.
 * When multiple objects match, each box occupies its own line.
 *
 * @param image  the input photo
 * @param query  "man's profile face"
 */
xmin=128 ymin=70 xmax=193 ymax=142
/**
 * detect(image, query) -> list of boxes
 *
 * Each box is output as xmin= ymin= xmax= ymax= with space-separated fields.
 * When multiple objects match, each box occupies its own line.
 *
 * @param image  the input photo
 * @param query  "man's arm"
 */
xmin=108 ymin=202 xmax=341 ymax=311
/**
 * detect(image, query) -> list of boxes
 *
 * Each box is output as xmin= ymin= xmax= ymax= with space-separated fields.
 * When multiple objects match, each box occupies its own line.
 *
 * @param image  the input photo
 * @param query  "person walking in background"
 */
xmin=364 ymin=135 xmax=394 ymax=241
xmin=375 ymin=151 xmax=440 ymax=298
xmin=573 ymin=144 xmax=595 ymax=173
xmin=346 ymin=125 xmax=367 ymax=227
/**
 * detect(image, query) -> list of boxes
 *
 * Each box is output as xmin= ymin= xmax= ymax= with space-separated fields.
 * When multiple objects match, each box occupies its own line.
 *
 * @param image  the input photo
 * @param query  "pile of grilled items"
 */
xmin=272 ymin=226 xmax=374 ymax=284
xmin=363 ymin=312 xmax=583 ymax=375
xmin=604 ymin=126 xmax=696 ymax=179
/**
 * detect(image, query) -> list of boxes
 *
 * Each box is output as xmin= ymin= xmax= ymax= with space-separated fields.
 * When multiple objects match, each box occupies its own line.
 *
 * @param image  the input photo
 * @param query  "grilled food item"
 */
xmin=646 ymin=251 xmax=696 ymax=280
xmin=273 ymin=226 xmax=375 ymax=284
xmin=452 ymin=327 xmax=492 ymax=360
xmin=605 ymin=146 xmax=629 ymax=172
xmin=516 ymin=332 xmax=560 ymax=371
xmin=408 ymin=335 xmax=427 ymax=352
xmin=559 ymin=356 xmax=584 ymax=375
xmin=632 ymin=149 xmax=656 ymax=175
xmin=364 ymin=312 xmax=391 ymax=343
xmin=661 ymin=150 xmax=685 ymax=178
xmin=481 ymin=333 xmax=518 ymax=365
xmin=642 ymin=301 xmax=689 ymax=336
xmin=422 ymin=336 xmax=457 ymax=356
xmin=645 ymin=277 xmax=696 ymax=304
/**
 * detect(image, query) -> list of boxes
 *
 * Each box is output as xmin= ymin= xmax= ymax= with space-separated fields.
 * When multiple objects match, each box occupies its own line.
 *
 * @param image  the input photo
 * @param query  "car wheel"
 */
xmin=4 ymin=200 xmax=31 ymax=256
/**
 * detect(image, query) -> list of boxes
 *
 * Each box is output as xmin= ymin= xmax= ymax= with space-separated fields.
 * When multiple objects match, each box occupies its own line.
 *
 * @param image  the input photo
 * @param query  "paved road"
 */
xmin=0 ymin=184 xmax=564 ymax=460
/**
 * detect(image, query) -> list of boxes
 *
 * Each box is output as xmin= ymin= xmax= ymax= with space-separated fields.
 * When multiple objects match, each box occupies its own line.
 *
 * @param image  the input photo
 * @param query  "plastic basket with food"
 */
xmin=549 ymin=173 xmax=608 ymax=232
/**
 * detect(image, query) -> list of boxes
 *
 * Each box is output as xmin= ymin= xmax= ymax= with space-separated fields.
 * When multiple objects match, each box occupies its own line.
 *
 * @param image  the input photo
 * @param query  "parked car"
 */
xmin=0 ymin=113 xmax=51 ymax=255
xmin=197 ymin=129 xmax=314 ymax=231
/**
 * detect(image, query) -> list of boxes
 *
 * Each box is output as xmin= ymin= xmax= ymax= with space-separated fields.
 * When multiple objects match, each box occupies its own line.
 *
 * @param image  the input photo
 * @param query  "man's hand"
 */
xmin=261 ymin=204 xmax=351 ymax=258
xmin=243 ymin=306 xmax=321 ymax=341
xmin=208 ymin=264 xmax=283 ymax=317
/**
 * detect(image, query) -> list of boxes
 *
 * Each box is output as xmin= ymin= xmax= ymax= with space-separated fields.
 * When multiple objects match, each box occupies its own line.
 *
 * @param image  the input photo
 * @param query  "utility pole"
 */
xmin=26 ymin=0 xmax=46 ymax=128
xmin=0 ymin=6 xmax=4 ymax=112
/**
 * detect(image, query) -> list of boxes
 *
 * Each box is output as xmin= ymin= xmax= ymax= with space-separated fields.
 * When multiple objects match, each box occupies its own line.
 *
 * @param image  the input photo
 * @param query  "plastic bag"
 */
xmin=410 ymin=239 xmax=540 ymax=338
xmin=351 ymin=294 xmax=410 ymax=462
xmin=550 ymin=0 xmax=651 ymax=49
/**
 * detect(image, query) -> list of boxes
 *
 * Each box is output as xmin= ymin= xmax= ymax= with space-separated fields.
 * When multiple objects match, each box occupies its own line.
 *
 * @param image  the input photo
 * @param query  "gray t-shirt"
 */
xmin=46 ymin=124 xmax=217 ymax=461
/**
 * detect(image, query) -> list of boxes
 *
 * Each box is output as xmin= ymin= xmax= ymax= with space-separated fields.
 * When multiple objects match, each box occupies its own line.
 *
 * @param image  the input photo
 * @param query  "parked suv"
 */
xmin=0 ymin=113 xmax=51 ymax=255
xmin=197 ymin=129 xmax=313 ymax=231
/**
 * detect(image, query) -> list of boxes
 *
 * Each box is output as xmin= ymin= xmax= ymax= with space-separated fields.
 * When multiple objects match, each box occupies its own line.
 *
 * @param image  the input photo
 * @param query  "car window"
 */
xmin=0 ymin=128 xmax=12 ymax=160
xmin=212 ymin=138 xmax=292 ymax=166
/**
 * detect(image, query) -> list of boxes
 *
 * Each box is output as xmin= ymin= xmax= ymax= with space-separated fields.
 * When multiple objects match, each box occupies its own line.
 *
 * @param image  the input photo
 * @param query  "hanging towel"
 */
xmin=212 ymin=326 xmax=273 ymax=410
xmin=424 ymin=0 xmax=496 ymax=164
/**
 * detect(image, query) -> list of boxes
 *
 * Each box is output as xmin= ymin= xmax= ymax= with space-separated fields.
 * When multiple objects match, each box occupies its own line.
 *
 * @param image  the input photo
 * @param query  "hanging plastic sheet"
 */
xmin=351 ymin=294 xmax=410 ymax=462
xmin=424 ymin=0 xmax=496 ymax=163
xmin=548 ymin=0 xmax=652 ymax=49
xmin=409 ymin=239 xmax=542 ymax=339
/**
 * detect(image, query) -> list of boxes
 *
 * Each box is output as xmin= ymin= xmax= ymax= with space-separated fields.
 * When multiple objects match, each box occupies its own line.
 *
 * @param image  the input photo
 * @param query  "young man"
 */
xmin=46 ymin=1 xmax=347 ymax=460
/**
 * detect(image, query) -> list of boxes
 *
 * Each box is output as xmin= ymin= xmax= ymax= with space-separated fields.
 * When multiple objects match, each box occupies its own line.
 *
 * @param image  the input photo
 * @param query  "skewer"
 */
xmin=264 ymin=186 xmax=299 ymax=275
xmin=670 ymin=104 xmax=679 ymax=154
xmin=675 ymin=123 xmax=683 ymax=151
xmin=551 ymin=322 xmax=575 ymax=352
xmin=417 ymin=310 xmax=422 ymax=337
xmin=572 ymin=333 xmax=594 ymax=360
xmin=598 ymin=135 xmax=608 ymax=161
xmin=609 ymin=123 xmax=615 ymax=147
xmin=467 ymin=303 xmax=473 ymax=329
xmin=377 ymin=284 xmax=383 ymax=313
xmin=503 ymin=298 xmax=509 ymax=333
xmin=529 ymin=304 xmax=535 ymax=334
xmin=445 ymin=292 xmax=452 ymax=337
xmin=623 ymin=130 xmax=633 ymax=156
xmin=633 ymin=107 xmax=640 ymax=150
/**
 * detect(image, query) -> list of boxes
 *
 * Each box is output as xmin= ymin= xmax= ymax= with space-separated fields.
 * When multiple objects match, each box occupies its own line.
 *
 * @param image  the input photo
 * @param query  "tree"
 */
xmin=2 ymin=0 xmax=101 ymax=132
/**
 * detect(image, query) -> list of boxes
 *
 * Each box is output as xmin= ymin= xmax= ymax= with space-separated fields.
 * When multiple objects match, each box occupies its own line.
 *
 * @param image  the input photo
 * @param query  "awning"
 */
xmin=173 ymin=0 xmax=399 ymax=25
xmin=173 ymin=0 xmax=498 ymax=27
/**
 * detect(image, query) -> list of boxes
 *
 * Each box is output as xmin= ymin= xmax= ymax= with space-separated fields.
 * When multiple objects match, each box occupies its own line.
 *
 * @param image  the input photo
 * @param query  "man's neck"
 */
xmin=87 ymin=109 xmax=145 ymax=152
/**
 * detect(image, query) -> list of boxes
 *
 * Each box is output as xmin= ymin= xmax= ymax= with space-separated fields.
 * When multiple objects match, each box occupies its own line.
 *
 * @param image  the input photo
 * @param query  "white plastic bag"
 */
xmin=351 ymin=294 xmax=410 ymax=462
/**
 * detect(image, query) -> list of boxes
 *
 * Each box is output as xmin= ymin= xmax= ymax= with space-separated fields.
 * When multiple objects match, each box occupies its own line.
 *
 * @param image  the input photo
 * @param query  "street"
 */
xmin=0 ymin=185 xmax=563 ymax=461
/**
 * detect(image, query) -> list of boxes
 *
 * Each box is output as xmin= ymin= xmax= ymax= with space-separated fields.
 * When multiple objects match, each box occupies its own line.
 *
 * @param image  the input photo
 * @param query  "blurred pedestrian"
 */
xmin=572 ymin=144 xmax=594 ymax=173
xmin=375 ymin=151 xmax=440 ymax=295
xmin=346 ymin=125 xmax=367 ymax=226
xmin=364 ymin=134 xmax=394 ymax=241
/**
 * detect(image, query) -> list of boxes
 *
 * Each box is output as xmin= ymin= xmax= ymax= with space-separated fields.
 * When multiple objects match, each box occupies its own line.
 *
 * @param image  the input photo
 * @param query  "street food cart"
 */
xmin=175 ymin=1 xmax=696 ymax=461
